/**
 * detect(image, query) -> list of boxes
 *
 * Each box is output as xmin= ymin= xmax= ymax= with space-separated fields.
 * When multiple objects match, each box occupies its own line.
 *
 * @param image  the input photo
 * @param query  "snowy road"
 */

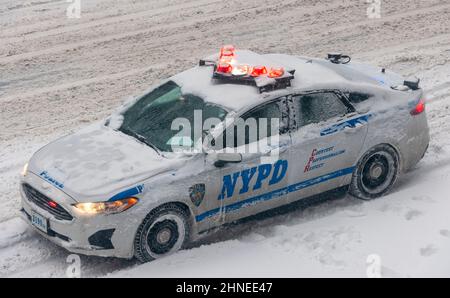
xmin=0 ymin=0 xmax=449 ymax=277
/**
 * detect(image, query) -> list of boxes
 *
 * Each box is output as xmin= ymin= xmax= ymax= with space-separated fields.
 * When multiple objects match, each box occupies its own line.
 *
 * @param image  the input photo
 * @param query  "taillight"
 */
xmin=410 ymin=99 xmax=425 ymax=115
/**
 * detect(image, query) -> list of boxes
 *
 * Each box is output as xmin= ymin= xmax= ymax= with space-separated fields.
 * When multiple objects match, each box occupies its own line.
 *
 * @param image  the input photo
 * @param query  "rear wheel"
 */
xmin=349 ymin=144 xmax=399 ymax=200
xmin=134 ymin=204 xmax=190 ymax=263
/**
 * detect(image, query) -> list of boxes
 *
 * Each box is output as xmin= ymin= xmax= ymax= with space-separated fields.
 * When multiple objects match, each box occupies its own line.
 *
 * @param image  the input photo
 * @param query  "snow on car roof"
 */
xmin=172 ymin=61 xmax=261 ymax=112
xmin=171 ymin=50 xmax=396 ymax=111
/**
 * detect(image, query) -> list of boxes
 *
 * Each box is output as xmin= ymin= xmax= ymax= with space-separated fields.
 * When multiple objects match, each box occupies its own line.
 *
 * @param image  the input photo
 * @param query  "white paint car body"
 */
xmin=20 ymin=50 xmax=429 ymax=259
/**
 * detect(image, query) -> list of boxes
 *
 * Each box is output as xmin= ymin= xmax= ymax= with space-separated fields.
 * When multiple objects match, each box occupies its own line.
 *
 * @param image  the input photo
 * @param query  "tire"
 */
xmin=134 ymin=204 xmax=190 ymax=263
xmin=349 ymin=144 xmax=400 ymax=200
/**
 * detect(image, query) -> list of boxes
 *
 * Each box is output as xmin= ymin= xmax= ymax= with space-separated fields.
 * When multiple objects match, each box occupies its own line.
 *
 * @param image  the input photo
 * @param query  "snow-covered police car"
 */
xmin=20 ymin=46 xmax=429 ymax=262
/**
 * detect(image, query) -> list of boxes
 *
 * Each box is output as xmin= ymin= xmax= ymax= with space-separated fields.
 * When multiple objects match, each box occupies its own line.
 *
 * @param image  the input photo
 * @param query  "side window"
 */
xmin=294 ymin=92 xmax=348 ymax=128
xmin=215 ymin=100 xmax=288 ymax=149
xmin=242 ymin=101 xmax=287 ymax=143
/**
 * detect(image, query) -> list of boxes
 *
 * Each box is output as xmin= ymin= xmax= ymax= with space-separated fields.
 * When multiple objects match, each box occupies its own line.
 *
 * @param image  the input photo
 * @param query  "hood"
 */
xmin=29 ymin=124 xmax=178 ymax=201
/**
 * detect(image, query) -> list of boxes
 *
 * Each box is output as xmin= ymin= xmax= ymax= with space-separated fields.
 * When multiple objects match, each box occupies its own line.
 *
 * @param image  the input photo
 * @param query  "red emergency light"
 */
xmin=48 ymin=201 xmax=58 ymax=208
xmin=250 ymin=66 xmax=268 ymax=77
xmin=220 ymin=45 xmax=235 ymax=59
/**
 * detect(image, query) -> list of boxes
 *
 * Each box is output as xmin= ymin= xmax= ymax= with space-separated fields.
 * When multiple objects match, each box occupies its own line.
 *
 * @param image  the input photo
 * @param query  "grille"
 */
xmin=22 ymin=184 xmax=73 ymax=221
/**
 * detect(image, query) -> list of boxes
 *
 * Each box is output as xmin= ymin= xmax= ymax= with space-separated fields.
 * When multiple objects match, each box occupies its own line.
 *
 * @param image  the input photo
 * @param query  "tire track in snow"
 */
xmin=0 ymin=0 xmax=224 ymax=41
xmin=2 ymin=0 xmax=445 ymax=104
xmin=0 ymin=65 xmax=160 ymax=103
xmin=0 ymin=0 xmax=363 ymax=64
xmin=0 ymin=0 xmax=449 ymax=277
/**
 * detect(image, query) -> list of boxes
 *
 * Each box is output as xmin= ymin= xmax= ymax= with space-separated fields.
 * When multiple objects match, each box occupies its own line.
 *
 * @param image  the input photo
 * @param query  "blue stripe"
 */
xmin=195 ymin=166 xmax=355 ymax=222
xmin=108 ymin=185 xmax=144 ymax=202
xmin=320 ymin=114 xmax=372 ymax=136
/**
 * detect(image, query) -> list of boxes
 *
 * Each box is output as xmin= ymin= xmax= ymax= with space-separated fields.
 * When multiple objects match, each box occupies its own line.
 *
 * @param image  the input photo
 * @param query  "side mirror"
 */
xmin=214 ymin=153 xmax=242 ymax=168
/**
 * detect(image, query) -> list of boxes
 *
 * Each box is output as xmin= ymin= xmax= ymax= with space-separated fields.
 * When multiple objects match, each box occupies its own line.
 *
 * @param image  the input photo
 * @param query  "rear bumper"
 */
xmin=400 ymin=112 xmax=430 ymax=171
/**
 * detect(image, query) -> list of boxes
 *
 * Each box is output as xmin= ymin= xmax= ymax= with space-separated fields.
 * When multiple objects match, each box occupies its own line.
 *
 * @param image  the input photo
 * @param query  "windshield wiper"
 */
xmin=120 ymin=127 xmax=160 ymax=155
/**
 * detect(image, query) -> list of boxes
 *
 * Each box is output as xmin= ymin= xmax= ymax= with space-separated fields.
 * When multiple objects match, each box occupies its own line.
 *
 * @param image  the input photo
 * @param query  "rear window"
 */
xmin=294 ymin=92 xmax=348 ymax=128
xmin=347 ymin=92 xmax=373 ymax=104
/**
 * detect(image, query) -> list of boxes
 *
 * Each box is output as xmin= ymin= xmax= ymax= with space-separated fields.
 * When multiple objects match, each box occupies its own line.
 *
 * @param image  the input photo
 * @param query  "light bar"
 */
xmin=204 ymin=46 xmax=295 ymax=93
xmin=215 ymin=46 xmax=286 ymax=78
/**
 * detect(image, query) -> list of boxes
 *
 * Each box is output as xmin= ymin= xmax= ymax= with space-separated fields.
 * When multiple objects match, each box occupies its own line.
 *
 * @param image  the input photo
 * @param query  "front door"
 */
xmin=198 ymin=97 xmax=292 ymax=230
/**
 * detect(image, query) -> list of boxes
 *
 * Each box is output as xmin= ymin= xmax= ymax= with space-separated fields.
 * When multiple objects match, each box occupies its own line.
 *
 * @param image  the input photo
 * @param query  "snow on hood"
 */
xmin=28 ymin=123 xmax=181 ymax=201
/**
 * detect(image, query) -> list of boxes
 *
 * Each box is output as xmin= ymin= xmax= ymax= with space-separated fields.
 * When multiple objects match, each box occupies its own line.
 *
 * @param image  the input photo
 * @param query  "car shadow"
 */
xmin=189 ymin=186 xmax=365 ymax=248
xmin=48 ymin=187 xmax=361 ymax=277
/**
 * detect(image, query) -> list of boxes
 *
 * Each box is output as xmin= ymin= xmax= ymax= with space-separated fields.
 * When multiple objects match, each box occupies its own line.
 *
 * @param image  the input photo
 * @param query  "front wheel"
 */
xmin=349 ymin=144 xmax=400 ymax=200
xmin=134 ymin=204 xmax=190 ymax=263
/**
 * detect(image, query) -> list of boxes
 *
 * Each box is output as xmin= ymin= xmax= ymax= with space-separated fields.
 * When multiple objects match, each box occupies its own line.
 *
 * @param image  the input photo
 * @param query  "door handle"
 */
xmin=343 ymin=125 xmax=360 ymax=134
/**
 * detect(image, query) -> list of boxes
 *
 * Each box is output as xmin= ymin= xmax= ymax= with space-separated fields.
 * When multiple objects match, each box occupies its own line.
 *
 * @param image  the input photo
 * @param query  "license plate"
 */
xmin=31 ymin=211 xmax=48 ymax=233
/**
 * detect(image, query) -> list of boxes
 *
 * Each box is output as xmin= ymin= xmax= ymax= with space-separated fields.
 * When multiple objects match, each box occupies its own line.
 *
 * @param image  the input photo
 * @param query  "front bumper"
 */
xmin=20 ymin=173 xmax=140 ymax=259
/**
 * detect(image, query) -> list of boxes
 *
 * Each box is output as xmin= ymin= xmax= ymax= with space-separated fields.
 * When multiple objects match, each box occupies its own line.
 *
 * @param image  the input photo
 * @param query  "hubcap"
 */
xmin=370 ymin=164 xmax=383 ymax=179
xmin=156 ymin=228 xmax=172 ymax=245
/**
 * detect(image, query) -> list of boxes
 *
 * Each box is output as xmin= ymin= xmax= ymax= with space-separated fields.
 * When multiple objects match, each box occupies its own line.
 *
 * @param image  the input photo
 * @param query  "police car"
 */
xmin=20 ymin=46 xmax=429 ymax=262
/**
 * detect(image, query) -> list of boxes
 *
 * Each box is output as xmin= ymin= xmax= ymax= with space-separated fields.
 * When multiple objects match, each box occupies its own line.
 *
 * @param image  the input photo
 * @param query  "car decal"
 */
xmin=304 ymin=146 xmax=346 ymax=173
xmin=39 ymin=171 xmax=64 ymax=189
xmin=189 ymin=183 xmax=206 ymax=207
xmin=218 ymin=160 xmax=288 ymax=200
xmin=108 ymin=185 xmax=144 ymax=202
xmin=320 ymin=114 xmax=372 ymax=136
xmin=195 ymin=166 xmax=355 ymax=222
xmin=373 ymin=77 xmax=386 ymax=85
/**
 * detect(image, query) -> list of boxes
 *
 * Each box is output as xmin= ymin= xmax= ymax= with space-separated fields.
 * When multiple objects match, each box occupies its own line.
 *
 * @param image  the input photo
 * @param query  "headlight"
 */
xmin=21 ymin=163 xmax=29 ymax=177
xmin=73 ymin=197 xmax=139 ymax=215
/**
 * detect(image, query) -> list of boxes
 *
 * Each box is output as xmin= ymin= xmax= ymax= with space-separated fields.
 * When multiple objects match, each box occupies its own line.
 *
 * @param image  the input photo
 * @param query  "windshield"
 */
xmin=118 ymin=81 xmax=228 ymax=152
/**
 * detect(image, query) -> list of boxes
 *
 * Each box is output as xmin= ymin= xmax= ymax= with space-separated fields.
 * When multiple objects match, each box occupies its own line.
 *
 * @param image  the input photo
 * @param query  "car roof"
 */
xmin=171 ymin=50 xmax=403 ymax=111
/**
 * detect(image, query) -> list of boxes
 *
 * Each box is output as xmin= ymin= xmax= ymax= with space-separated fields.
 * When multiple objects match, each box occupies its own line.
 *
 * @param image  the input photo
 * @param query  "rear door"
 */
xmin=286 ymin=91 xmax=370 ymax=203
